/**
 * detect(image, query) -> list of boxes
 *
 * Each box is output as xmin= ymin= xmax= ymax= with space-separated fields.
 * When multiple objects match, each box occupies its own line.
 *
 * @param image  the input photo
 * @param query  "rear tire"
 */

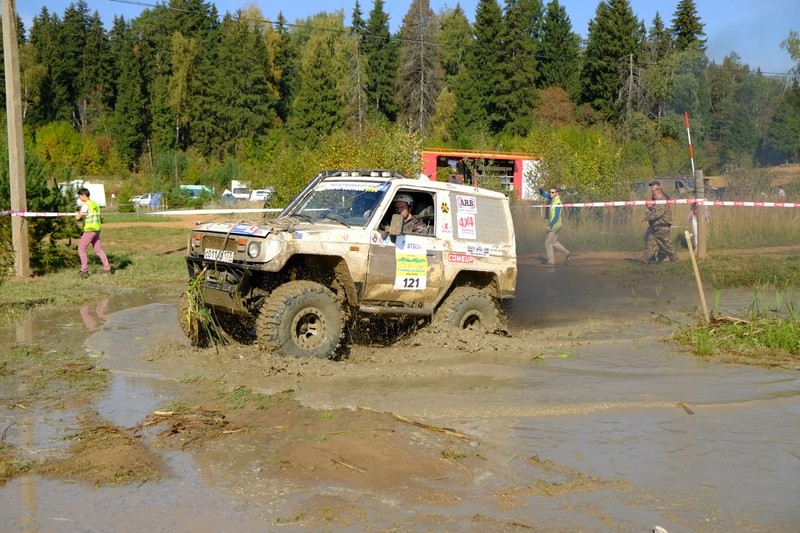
xmin=257 ymin=281 xmax=344 ymax=358
xmin=435 ymin=287 xmax=501 ymax=331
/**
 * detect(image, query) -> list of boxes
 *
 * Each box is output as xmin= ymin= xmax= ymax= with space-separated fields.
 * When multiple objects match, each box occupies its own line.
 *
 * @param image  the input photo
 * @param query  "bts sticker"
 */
xmin=394 ymin=235 xmax=427 ymax=290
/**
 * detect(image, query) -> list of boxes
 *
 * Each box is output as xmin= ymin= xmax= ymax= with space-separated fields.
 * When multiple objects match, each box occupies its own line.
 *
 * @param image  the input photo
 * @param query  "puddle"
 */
xmin=1 ymin=266 xmax=799 ymax=531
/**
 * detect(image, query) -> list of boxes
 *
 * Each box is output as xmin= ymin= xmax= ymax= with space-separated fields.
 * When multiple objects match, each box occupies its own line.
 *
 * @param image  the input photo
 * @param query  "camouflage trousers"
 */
xmin=641 ymin=226 xmax=676 ymax=262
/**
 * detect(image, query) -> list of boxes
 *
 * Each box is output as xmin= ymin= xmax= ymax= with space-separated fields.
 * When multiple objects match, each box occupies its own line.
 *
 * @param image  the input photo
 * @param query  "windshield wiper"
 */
xmin=320 ymin=213 xmax=351 ymax=228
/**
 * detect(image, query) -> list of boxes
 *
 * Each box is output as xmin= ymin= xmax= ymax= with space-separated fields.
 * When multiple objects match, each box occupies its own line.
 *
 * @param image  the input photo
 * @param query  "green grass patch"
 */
xmin=0 ymin=224 xmax=188 ymax=325
xmin=673 ymin=286 xmax=800 ymax=366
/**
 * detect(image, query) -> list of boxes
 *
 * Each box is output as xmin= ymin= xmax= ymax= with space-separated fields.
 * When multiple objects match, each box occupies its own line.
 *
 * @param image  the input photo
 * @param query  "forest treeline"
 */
xmin=3 ymin=0 xmax=800 ymax=203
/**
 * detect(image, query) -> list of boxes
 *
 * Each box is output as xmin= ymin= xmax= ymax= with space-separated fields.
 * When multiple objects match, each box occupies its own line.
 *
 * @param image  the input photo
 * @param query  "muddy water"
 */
xmin=2 ymin=265 xmax=800 ymax=532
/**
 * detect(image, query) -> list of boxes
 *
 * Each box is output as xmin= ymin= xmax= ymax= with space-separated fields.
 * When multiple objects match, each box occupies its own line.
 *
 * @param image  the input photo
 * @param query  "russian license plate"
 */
xmin=204 ymin=248 xmax=234 ymax=262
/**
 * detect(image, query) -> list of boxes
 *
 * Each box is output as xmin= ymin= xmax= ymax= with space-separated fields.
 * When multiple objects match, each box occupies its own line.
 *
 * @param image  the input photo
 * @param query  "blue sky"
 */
xmin=18 ymin=0 xmax=798 ymax=74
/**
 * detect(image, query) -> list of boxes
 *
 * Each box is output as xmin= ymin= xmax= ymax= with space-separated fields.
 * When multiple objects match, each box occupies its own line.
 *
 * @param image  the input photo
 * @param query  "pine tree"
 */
xmin=396 ymin=0 xmax=442 ymax=133
xmin=453 ymin=0 xmax=504 ymax=138
xmin=539 ymin=0 xmax=581 ymax=99
xmin=274 ymin=13 xmax=301 ymax=124
xmin=670 ymin=0 xmax=706 ymax=53
xmin=203 ymin=10 xmax=280 ymax=159
xmin=108 ymin=16 xmax=147 ymax=170
xmin=78 ymin=12 xmax=112 ymax=133
xmin=288 ymin=13 xmax=349 ymax=145
xmin=437 ymin=5 xmax=472 ymax=82
xmin=497 ymin=0 xmax=544 ymax=135
xmin=766 ymin=83 xmax=800 ymax=163
xmin=580 ymin=0 xmax=642 ymax=120
xmin=363 ymin=0 xmax=398 ymax=121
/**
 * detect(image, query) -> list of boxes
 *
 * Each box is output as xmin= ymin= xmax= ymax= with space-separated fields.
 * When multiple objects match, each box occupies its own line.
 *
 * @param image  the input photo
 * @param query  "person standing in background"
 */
xmin=641 ymin=186 xmax=677 ymax=264
xmin=76 ymin=187 xmax=112 ymax=277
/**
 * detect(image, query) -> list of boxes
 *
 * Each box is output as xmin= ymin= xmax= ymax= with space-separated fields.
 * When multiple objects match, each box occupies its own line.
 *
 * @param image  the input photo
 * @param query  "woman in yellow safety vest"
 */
xmin=76 ymin=187 xmax=112 ymax=277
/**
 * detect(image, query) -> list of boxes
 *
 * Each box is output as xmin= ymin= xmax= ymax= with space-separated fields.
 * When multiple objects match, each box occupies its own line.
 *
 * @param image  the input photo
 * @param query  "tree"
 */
xmin=452 ymin=0 xmax=504 ymax=138
xmin=670 ymin=0 xmax=706 ymax=53
xmin=781 ymin=30 xmax=800 ymax=77
xmin=496 ymin=0 xmax=544 ymax=135
xmin=539 ymin=0 xmax=581 ymax=99
xmin=287 ymin=13 xmax=349 ymax=145
xmin=363 ymin=0 xmax=398 ymax=121
xmin=108 ymin=16 xmax=147 ymax=169
xmin=206 ymin=9 xmax=281 ymax=158
xmin=396 ymin=0 xmax=442 ymax=133
xmin=580 ymin=0 xmax=642 ymax=120
xmin=437 ymin=5 xmax=471 ymax=82
xmin=346 ymin=2 xmax=369 ymax=135
xmin=766 ymin=83 xmax=800 ymax=163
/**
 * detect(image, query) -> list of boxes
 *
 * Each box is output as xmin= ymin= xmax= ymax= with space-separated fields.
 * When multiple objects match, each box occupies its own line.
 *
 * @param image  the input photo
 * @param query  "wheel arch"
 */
xmin=435 ymin=270 xmax=500 ymax=310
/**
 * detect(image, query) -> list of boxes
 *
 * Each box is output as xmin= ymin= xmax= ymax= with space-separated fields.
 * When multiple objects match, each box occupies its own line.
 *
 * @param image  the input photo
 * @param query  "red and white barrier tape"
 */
xmin=0 ymin=207 xmax=283 ymax=218
xmin=2 ymin=199 xmax=799 ymax=218
xmin=544 ymin=198 xmax=799 ymax=209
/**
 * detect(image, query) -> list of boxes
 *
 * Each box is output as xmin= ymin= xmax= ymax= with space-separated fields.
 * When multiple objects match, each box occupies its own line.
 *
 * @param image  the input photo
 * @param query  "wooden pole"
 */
xmin=2 ymin=0 xmax=31 ymax=277
xmin=685 ymin=230 xmax=709 ymax=323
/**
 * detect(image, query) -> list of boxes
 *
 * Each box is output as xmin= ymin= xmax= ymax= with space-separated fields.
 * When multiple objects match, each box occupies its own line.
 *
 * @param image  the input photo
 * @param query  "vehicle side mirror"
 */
xmin=388 ymin=213 xmax=404 ymax=236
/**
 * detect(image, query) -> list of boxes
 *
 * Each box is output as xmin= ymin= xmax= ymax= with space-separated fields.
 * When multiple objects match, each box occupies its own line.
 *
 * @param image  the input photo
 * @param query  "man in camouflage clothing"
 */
xmin=641 ymin=184 xmax=677 ymax=263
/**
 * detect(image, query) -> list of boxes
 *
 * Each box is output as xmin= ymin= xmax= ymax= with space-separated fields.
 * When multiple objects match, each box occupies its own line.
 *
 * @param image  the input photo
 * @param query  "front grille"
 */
xmin=201 ymin=235 xmax=237 ymax=253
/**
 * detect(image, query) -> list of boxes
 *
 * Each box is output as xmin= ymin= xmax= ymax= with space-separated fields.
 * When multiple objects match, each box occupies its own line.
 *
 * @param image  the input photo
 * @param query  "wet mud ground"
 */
xmin=2 ymin=259 xmax=800 ymax=532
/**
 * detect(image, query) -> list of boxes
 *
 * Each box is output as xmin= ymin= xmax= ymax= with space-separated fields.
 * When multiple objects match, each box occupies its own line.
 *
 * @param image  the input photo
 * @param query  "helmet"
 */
xmin=394 ymin=193 xmax=414 ymax=205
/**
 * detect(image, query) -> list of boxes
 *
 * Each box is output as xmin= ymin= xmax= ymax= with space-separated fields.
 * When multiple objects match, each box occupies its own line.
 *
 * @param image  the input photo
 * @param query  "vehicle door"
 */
xmin=362 ymin=190 xmax=443 ymax=304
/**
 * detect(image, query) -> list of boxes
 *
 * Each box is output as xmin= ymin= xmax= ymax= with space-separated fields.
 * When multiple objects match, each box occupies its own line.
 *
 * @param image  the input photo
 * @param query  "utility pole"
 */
xmin=3 ymin=0 xmax=31 ymax=277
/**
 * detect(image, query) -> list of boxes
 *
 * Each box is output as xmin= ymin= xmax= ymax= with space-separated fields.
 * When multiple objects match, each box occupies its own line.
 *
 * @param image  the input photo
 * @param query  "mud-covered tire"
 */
xmin=216 ymin=312 xmax=255 ymax=344
xmin=257 ymin=281 xmax=344 ymax=358
xmin=178 ymin=290 xmax=211 ymax=348
xmin=434 ymin=287 xmax=501 ymax=331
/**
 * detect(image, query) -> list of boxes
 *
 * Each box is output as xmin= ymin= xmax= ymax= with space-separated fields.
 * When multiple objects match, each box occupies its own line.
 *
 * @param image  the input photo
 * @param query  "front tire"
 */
xmin=178 ymin=290 xmax=211 ymax=347
xmin=435 ymin=287 xmax=501 ymax=331
xmin=257 ymin=281 xmax=344 ymax=358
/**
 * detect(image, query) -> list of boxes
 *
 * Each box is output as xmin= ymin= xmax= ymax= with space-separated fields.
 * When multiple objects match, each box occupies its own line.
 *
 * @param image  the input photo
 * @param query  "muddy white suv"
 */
xmin=180 ymin=169 xmax=517 ymax=358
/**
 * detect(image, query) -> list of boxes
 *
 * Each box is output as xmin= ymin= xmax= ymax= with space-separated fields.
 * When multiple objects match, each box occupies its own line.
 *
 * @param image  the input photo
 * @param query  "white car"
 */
xmin=231 ymin=187 xmax=250 ymax=200
xmin=132 ymin=193 xmax=156 ymax=208
xmin=249 ymin=188 xmax=274 ymax=202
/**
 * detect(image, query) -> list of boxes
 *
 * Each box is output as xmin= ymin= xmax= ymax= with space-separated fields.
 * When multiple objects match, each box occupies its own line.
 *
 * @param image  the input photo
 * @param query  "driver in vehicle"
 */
xmin=392 ymin=193 xmax=427 ymax=235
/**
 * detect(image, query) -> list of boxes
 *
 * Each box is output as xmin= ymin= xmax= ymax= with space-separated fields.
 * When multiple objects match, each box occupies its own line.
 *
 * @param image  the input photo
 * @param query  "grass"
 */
xmin=512 ymin=203 xmax=800 ymax=255
xmin=0 ymin=221 xmax=188 ymax=325
xmin=673 ymin=286 xmax=800 ymax=366
xmin=0 ymin=345 xmax=109 ymax=405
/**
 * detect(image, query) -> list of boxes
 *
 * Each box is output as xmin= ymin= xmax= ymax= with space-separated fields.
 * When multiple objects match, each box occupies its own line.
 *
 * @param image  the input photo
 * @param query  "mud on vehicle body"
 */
xmin=182 ymin=169 xmax=517 ymax=358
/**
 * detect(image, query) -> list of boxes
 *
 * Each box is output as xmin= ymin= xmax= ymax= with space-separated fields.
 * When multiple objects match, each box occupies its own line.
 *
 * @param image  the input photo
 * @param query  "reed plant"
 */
xmin=673 ymin=286 xmax=800 ymax=365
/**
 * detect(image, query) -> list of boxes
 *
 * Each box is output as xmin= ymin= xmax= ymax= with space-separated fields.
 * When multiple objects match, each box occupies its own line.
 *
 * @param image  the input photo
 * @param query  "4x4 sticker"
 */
xmin=394 ymin=235 xmax=427 ymax=290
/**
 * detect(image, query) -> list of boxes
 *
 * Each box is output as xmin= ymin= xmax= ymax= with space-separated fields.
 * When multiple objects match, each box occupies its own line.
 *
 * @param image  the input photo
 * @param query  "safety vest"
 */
xmin=548 ymin=195 xmax=563 ymax=230
xmin=83 ymin=199 xmax=102 ymax=232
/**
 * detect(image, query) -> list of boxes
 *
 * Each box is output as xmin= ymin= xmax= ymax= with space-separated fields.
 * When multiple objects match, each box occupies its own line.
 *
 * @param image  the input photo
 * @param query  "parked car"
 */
xmin=249 ymin=187 xmax=274 ymax=202
xmin=131 ymin=192 xmax=162 ymax=209
xmin=231 ymin=187 xmax=250 ymax=200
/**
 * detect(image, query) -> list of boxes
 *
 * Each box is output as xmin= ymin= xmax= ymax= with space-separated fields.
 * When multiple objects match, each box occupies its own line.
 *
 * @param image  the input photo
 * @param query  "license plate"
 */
xmin=204 ymin=248 xmax=234 ymax=262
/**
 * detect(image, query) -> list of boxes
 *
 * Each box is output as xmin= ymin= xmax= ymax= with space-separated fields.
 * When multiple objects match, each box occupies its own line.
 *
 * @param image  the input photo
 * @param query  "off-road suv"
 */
xmin=180 ymin=169 xmax=517 ymax=358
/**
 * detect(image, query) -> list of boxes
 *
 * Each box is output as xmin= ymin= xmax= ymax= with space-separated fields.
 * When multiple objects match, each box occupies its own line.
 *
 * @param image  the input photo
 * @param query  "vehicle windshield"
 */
xmin=287 ymin=181 xmax=389 ymax=227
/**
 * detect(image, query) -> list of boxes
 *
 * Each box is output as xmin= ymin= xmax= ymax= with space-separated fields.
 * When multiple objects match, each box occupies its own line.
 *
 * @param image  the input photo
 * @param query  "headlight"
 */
xmin=247 ymin=241 xmax=261 ymax=258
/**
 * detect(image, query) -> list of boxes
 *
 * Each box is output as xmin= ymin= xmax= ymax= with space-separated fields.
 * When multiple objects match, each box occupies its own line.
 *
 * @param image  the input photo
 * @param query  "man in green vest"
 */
xmin=539 ymin=186 xmax=573 ymax=265
xmin=76 ymin=187 xmax=112 ymax=277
